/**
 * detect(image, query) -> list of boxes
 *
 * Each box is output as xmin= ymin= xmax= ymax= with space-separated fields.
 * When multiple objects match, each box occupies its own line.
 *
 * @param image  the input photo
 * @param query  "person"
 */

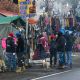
xmin=49 ymin=34 xmax=57 ymax=67
xmin=37 ymin=34 xmax=49 ymax=59
xmin=56 ymin=32 xmax=66 ymax=69
xmin=6 ymin=32 xmax=17 ymax=71
xmin=65 ymin=32 xmax=74 ymax=68
xmin=16 ymin=32 xmax=25 ymax=72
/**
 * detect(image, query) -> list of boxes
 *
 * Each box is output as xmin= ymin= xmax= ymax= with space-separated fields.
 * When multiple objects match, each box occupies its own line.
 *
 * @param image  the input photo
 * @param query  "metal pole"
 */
xmin=26 ymin=18 xmax=28 ymax=39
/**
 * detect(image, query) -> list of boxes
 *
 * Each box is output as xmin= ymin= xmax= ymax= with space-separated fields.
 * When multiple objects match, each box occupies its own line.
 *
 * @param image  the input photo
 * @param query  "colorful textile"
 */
xmin=1 ymin=38 xmax=17 ymax=49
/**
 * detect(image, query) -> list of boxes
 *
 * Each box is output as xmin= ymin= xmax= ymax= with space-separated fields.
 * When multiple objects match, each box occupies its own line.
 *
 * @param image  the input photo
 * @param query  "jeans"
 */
xmin=50 ymin=51 xmax=57 ymax=66
xmin=66 ymin=51 xmax=72 ymax=65
xmin=58 ymin=52 xmax=65 ymax=66
xmin=6 ymin=53 xmax=17 ymax=71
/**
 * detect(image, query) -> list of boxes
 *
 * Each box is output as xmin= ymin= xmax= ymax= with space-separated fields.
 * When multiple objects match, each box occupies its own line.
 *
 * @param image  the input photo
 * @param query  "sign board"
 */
xmin=18 ymin=0 xmax=31 ymax=19
xmin=18 ymin=0 xmax=36 ymax=20
xmin=18 ymin=0 xmax=27 ymax=19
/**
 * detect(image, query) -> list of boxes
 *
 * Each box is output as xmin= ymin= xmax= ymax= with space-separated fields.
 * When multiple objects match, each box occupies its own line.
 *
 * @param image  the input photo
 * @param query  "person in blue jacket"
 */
xmin=56 ymin=31 xmax=66 ymax=69
xmin=65 ymin=32 xmax=75 ymax=68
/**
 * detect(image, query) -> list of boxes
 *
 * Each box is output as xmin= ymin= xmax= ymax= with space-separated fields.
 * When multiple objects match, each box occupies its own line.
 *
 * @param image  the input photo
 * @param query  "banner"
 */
xmin=18 ymin=0 xmax=27 ymax=19
xmin=18 ymin=0 xmax=36 ymax=19
xmin=18 ymin=0 xmax=31 ymax=19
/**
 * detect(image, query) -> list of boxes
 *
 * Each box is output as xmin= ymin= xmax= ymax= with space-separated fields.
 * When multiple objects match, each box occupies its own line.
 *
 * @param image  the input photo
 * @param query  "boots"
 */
xmin=16 ymin=67 xmax=22 ymax=73
xmin=21 ymin=66 xmax=26 ymax=71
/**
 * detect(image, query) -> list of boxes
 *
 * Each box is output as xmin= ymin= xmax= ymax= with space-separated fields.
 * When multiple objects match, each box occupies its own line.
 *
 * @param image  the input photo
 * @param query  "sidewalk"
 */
xmin=0 ymin=52 xmax=80 ymax=80
xmin=0 ymin=61 xmax=69 ymax=80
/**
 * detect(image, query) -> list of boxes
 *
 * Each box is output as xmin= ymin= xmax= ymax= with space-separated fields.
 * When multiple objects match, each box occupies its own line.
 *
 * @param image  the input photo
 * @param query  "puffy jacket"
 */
xmin=56 ymin=36 xmax=66 ymax=52
xmin=6 ymin=37 xmax=16 ymax=53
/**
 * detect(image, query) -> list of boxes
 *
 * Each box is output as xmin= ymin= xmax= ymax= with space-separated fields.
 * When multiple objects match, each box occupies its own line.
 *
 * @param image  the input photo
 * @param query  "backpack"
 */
xmin=1 ymin=38 xmax=6 ymax=49
xmin=50 ymin=40 xmax=56 ymax=52
xmin=6 ymin=37 xmax=15 ymax=52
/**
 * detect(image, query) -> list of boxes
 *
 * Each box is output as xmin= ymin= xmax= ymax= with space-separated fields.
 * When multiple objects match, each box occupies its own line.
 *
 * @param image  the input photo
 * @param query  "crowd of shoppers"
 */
xmin=0 ymin=29 xmax=75 ymax=72
xmin=34 ymin=30 xmax=75 ymax=69
xmin=0 ymin=32 xmax=26 ymax=72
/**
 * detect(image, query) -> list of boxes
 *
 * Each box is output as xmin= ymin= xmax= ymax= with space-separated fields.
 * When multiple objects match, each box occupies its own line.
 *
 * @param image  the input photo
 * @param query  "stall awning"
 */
xmin=28 ymin=18 xmax=38 ymax=24
xmin=0 ymin=16 xmax=20 ymax=24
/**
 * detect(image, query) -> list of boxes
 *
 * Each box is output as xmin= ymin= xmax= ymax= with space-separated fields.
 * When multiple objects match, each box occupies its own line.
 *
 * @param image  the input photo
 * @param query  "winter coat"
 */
xmin=37 ymin=44 xmax=49 ymax=59
xmin=38 ymin=36 xmax=49 ymax=52
xmin=16 ymin=37 xmax=24 ymax=57
xmin=50 ymin=40 xmax=57 ymax=53
xmin=65 ymin=34 xmax=74 ymax=51
xmin=56 ymin=36 xmax=66 ymax=52
xmin=6 ymin=37 xmax=16 ymax=53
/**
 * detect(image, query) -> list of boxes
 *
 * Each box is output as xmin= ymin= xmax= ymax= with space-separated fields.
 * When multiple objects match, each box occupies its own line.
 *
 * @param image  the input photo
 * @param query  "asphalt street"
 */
xmin=0 ymin=52 xmax=80 ymax=80
xmin=32 ymin=68 xmax=80 ymax=80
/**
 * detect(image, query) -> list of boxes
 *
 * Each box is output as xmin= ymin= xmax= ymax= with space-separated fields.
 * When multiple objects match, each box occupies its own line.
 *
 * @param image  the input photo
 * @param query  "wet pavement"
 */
xmin=33 ymin=68 xmax=80 ymax=80
xmin=0 ymin=52 xmax=80 ymax=80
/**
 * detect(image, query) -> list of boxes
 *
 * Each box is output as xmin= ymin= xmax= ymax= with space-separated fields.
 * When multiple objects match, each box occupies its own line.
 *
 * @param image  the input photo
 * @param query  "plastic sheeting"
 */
xmin=0 ymin=24 xmax=18 ymax=56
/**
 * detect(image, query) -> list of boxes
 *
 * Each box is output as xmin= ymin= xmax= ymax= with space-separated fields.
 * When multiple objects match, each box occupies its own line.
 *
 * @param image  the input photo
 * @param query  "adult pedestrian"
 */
xmin=65 ymin=32 xmax=74 ymax=68
xmin=6 ymin=32 xmax=17 ymax=71
xmin=49 ymin=34 xmax=57 ymax=67
xmin=56 ymin=31 xmax=66 ymax=69
xmin=37 ymin=34 xmax=48 ymax=59
xmin=16 ymin=32 xmax=25 ymax=72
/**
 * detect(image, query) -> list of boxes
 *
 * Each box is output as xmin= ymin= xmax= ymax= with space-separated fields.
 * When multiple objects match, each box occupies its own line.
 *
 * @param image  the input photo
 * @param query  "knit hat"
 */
xmin=16 ymin=32 xmax=21 ymax=38
xmin=8 ymin=32 xmax=14 ymax=37
xmin=50 ymin=34 xmax=56 ymax=40
xmin=59 ymin=28 xmax=65 ymax=35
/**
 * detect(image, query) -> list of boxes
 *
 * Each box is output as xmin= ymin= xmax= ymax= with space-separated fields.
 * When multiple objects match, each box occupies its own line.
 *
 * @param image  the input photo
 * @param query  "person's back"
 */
xmin=16 ymin=33 xmax=25 ymax=73
xmin=6 ymin=37 xmax=15 ymax=53
xmin=65 ymin=34 xmax=73 ymax=51
xmin=57 ymin=35 xmax=66 ymax=52
xmin=49 ymin=34 xmax=57 ymax=67
xmin=17 ymin=37 xmax=24 ymax=52
xmin=65 ymin=33 xmax=74 ymax=68
xmin=56 ymin=32 xmax=66 ymax=68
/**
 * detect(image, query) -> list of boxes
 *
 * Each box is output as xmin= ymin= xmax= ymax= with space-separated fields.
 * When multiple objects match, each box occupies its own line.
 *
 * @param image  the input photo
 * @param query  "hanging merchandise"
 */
xmin=76 ymin=16 xmax=80 ymax=23
xmin=55 ymin=17 xmax=60 ymax=32
xmin=38 ymin=15 xmax=45 ymax=32
xmin=61 ymin=17 xmax=66 ymax=28
xmin=44 ymin=24 xmax=51 ymax=35
xmin=69 ymin=17 xmax=73 ymax=27
xmin=66 ymin=18 xmax=69 ymax=27
xmin=44 ymin=16 xmax=49 ymax=26
xmin=73 ymin=17 xmax=75 ymax=27
xmin=51 ymin=17 xmax=56 ymax=32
